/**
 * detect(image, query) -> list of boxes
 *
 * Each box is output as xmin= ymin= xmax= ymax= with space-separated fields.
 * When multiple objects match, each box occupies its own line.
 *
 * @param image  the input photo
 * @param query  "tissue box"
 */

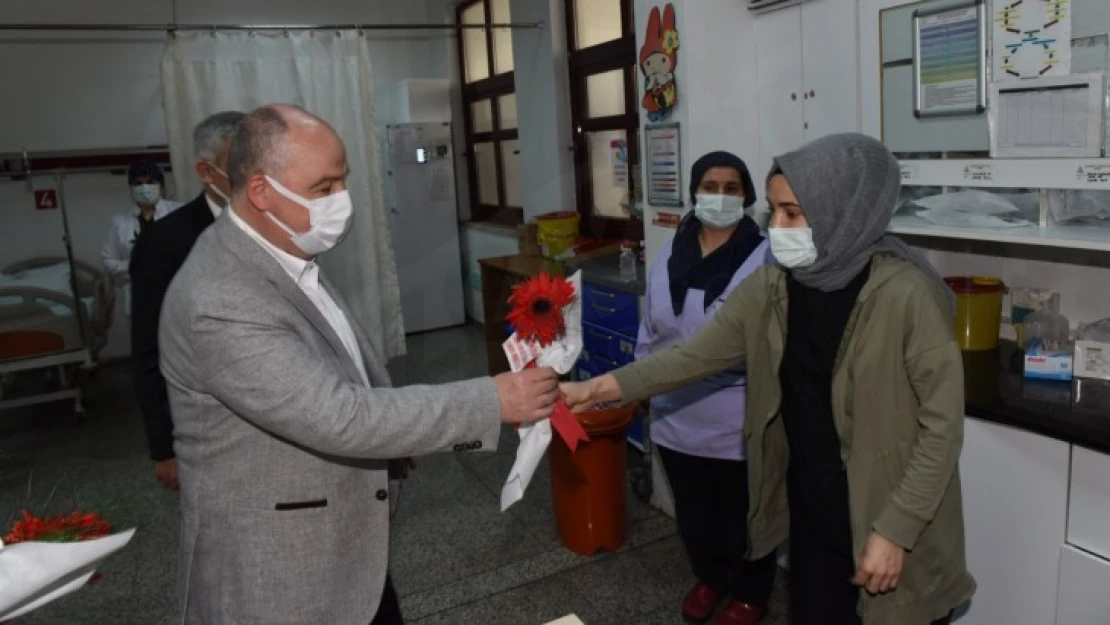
xmin=1024 ymin=350 xmax=1074 ymax=381
xmin=1075 ymin=340 xmax=1110 ymax=381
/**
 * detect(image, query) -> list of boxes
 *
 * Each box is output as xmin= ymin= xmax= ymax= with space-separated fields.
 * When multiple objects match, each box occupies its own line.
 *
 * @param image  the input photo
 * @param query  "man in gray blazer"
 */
xmin=159 ymin=103 xmax=558 ymax=625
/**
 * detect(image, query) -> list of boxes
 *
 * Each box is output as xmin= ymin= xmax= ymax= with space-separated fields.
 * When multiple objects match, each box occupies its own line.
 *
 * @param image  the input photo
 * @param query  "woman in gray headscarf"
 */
xmin=561 ymin=134 xmax=974 ymax=625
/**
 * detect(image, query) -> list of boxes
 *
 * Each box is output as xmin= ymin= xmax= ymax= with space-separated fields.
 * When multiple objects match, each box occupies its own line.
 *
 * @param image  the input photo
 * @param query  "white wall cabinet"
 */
xmin=1056 ymin=545 xmax=1110 ymax=625
xmin=754 ymin=0 xmax=860 ymax=174
xmin=1068 ymin=445 xmax=1110 ymax=561
xmin=958 ymin=418 xmax=1071 ymax=625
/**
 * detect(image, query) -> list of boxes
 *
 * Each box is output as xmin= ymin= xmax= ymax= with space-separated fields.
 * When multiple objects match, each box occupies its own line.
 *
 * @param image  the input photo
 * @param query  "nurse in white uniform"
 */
xmin=100 ymin=161 xmax=180 ymax=315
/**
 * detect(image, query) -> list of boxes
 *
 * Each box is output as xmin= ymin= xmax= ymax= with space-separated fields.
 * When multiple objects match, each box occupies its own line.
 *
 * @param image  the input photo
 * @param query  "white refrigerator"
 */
xmin=385 ymin=122 xmax=466 ymax=334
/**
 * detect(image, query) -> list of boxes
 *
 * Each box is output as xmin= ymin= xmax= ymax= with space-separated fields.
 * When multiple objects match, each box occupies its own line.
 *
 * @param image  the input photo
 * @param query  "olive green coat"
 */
xmin=614 ymin=255 xmax=976 ymax=624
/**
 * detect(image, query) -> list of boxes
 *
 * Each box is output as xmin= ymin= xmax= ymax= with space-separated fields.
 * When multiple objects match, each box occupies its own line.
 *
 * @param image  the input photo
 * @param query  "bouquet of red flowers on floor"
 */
xmin=0 ymin=510 xmax=135 ymax=621
xmin=500 ymin=270 xmax=587 ymax=511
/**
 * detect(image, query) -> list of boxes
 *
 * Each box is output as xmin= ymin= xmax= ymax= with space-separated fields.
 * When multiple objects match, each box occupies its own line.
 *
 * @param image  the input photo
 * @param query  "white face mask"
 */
xmin=694 ymin=194 xmax=746 ymax=228
xmin=768 ymin=227 xmax=819 ymax=268
xmin=131 ymin=184 xmax=162 ymax=206
xmin=264 ymin=175 xmax=353 ymax=256
xmin=206 ymin=163 xmax=230 ymax=208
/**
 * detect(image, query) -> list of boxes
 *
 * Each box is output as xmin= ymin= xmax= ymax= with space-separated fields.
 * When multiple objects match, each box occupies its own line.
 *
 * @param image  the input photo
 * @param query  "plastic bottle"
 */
xmin=619 ymin=244 xmax=636 ymax=282
xmin=1022 ymin=309 xmax=1070 ymax=352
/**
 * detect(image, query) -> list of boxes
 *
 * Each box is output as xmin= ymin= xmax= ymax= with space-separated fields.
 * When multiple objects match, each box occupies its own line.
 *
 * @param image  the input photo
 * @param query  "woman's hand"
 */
xmin=851 ymin=532 xmax=905 ymax=595
xmin=560 ymin=374 xmax=623 ymax=413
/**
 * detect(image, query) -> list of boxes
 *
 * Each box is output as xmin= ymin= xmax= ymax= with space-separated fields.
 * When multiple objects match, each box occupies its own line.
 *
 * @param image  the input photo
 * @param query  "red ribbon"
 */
xmin=551 ymin=399 xmax=590 ymax=453
xmin=518 ymin=361 xmax=590 ymax=452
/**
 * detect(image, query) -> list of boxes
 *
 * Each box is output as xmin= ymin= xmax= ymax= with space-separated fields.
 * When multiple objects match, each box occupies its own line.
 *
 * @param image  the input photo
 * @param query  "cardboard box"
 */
xmin=1075 ymin=340 xmax=1110 ymax=381
xmin=1024 ymin=350 xmax=1074 ymax=381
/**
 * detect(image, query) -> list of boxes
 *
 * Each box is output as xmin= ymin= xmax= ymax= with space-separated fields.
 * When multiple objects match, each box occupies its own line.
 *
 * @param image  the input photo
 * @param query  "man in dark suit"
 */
xmin=131 ymin=111 xmax=245 ymax=490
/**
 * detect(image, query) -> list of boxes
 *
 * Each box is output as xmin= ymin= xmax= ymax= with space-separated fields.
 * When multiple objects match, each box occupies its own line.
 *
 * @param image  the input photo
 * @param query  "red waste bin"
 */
xmin=547 ymin=404 xmax=637 ymax=555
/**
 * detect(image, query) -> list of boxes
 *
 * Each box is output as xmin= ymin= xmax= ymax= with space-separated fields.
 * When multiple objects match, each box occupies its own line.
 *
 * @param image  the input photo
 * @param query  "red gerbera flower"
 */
xmin=506 ymin=273 xmax=576 ymax=347
xmin=4 ymin=510 xmax=112 ymax=545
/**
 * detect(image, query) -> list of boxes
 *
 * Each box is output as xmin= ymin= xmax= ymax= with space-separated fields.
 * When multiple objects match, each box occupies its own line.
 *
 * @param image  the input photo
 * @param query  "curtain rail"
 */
xmin=0 ymin=22 xmax=542 ymax=32
xmin=0 ymin=166 xmax=170 ymax=181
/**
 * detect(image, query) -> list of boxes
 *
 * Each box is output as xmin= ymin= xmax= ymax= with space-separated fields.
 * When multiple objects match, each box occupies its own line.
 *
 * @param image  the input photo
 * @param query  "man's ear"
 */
xmin=244 ymin=174 xmax=271 ymax=212
xmin=194 ymin=161 xmax=212 ymax=185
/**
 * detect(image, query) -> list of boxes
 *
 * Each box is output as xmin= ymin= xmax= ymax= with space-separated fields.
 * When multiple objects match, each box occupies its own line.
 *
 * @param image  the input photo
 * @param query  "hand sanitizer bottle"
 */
xmin=619 ymin=244 xmax=636 ymax=282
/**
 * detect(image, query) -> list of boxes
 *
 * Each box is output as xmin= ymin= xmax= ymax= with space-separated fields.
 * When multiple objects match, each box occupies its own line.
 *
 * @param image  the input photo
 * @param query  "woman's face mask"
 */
xmin=765 ymin=173 xmax=816 ymax=268
xmin=264 ymin=175 xmax=353 ymax=256
xmin=694 ymin=193 xmax=746 ymax=228
xmin=131 ymin=184 xmax=162 ymax=207
xmin=768 ymin=227 xmax=818 ymax=268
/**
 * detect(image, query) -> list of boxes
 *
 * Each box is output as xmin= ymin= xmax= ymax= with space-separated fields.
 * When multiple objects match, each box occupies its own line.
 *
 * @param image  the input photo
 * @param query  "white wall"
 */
xmin=635 ymin=0 xmax=689 ymax=269
xmin=635 ymin=0 xmax=764 ymax=269
xmin=0 ymin=0 xmax=445 ymax=359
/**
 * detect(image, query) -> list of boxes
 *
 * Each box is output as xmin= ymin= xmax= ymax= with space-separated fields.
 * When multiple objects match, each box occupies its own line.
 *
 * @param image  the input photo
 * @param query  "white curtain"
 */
xmin=160 ymin=31 xmax=405 ymax=359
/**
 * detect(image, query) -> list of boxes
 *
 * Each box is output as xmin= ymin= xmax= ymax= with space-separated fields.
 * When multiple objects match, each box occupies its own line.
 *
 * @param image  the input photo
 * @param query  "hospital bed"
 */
xmin=0 ymin=257 xmax=115 ymax=415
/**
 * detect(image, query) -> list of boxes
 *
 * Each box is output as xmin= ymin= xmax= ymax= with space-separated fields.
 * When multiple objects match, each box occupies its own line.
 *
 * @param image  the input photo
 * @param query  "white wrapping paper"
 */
xmin=500 ymin=271 xmax=583 ymax=512
xmin=0 ymin=529 xmax=136 ymax=620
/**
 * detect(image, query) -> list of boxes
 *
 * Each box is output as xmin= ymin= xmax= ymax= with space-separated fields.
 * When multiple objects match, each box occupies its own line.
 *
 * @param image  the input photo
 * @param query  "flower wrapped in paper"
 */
xmin=0 ymin=510 xmax=136 ymax=621
xmin=500 ymin=270 xmax=587 ymax=511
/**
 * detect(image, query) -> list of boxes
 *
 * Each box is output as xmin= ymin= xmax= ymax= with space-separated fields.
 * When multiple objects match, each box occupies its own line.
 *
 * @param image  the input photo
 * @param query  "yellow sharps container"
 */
xmin=944 ymin=276 xmax=1006 ymax=351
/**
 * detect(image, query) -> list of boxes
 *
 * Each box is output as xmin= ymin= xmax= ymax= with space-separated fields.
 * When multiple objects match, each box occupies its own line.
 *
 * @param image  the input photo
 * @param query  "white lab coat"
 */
xmin=100 ymin=199 xmax=181 ymax=315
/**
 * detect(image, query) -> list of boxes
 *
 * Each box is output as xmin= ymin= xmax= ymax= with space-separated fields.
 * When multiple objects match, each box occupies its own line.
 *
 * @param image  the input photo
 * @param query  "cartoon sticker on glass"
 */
xmin=640 ymin=3 xmax=679 ymax=122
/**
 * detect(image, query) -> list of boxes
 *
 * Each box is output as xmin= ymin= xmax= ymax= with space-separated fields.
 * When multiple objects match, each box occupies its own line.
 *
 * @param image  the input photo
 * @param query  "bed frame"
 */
xmin=0 ymin=257 xmax=115 ymax=415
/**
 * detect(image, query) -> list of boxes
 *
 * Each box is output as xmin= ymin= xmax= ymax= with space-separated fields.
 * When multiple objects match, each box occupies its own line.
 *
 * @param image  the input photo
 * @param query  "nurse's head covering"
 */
xmin=127 ymin=161 xmax=165 ymax=186
xmin=688 ymin=151 xmax=757 ymax=208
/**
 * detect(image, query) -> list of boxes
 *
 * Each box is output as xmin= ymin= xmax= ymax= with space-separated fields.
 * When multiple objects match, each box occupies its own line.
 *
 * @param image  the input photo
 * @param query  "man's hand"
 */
xmin=852 ymin=532 xmax=905 ymax=595
xmin=560 ymin=374 xmax=623 ymax=414
xmin=494 ymin=367 xmax=559 ymax=424
xmin=154 ymin=458 xmax=179 ymax=491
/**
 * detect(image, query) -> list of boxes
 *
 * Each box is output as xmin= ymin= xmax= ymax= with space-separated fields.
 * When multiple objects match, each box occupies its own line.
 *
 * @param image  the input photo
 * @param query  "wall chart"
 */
xmin=992 ymin=0 xmax=1072 ymax=80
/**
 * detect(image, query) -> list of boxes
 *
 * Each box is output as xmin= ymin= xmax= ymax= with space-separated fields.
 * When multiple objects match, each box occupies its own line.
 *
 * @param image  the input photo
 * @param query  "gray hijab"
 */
xmin=770 ymin=133 xmax=954 ymax=312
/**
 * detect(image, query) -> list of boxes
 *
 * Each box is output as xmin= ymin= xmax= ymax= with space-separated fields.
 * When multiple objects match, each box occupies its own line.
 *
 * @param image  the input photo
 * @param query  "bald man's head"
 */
xmin=227 ymin=104 xmax=340 ymax=196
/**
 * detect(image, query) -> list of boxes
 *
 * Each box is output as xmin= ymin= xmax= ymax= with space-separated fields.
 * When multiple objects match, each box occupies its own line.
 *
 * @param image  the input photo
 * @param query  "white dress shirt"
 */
xmin=205 ymin=193 xmax=224 ymax=220
xmin=227 ymin=208 xmax=369 ymax=385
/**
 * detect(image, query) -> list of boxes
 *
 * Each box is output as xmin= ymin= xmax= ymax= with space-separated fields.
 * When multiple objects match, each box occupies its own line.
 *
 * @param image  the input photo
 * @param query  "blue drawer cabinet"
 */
xmin=575 ymin=280 xmax=646 ymax=451
xmin=582 ymin=282 xmax=640 ymax=339
xmin=582 ymin=322 xmax=636 ymax=366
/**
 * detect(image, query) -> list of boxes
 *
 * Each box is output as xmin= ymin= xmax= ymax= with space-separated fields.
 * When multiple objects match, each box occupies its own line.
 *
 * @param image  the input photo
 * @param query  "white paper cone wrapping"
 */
xmin=0 ymin=528 xmax=136 ymax=620
xmin=500 ymin=271 xmax=584 ymax=511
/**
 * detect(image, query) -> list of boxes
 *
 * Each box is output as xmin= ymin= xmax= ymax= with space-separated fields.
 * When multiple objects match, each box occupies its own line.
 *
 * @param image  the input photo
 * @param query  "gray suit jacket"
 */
xmin=159 ymin=214 xmax=501 ymax=624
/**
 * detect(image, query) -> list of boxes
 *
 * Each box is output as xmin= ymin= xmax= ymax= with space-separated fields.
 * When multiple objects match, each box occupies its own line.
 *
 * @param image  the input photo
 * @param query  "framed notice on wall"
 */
xmin=645 ymin=123 xmax=682 ymax=207
xmin=912 ymin=0 xmax=987 ymax=118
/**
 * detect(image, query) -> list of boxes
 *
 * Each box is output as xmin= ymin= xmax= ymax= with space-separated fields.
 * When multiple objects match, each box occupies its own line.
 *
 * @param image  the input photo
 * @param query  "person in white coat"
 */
xmin=100 ymin=161 xmax=180 ymax=315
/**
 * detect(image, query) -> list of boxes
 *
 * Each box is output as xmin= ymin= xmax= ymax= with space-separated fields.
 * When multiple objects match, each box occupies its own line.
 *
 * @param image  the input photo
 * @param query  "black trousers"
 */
xmin=371 ymin=576 xmax=404 ymax=625
xmin=657 ymin=445 xmax=777 ymax=605
xmin=788 ymin=504 xmax=952 ymax=625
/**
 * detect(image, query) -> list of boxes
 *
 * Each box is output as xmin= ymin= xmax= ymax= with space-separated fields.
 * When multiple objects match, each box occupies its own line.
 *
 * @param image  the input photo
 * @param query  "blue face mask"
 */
xmin=131 ymin=184 xmax=162 ymax=206
xmin=694 ymin=194 xmax=746 ymax=228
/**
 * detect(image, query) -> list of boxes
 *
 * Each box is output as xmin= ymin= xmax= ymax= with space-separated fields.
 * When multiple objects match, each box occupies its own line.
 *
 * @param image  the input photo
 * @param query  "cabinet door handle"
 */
xmin=809 ymin=89 xmax=816 ymax=98
xmin=791 ymin=93 xmax=797 ymax=101
xmin=594 ymin=355 xmax=621 ymax=369
xmin=589 ymin=289 xmax=616 ymax=299
xmin=591 ymin=304 xmax=617 ymax=314
xmin=586 ymin=329 xmax=613 ymax=342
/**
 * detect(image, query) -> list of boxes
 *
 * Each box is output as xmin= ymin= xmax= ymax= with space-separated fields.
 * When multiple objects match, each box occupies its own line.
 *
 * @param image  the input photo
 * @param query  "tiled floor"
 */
xmin=0 ymin=324 xmax=789 ymax=624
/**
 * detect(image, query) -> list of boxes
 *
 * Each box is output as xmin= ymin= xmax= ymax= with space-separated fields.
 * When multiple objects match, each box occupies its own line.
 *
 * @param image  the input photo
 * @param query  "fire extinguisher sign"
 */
xmin=34 ymin=190 xmax=58 ymax=210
